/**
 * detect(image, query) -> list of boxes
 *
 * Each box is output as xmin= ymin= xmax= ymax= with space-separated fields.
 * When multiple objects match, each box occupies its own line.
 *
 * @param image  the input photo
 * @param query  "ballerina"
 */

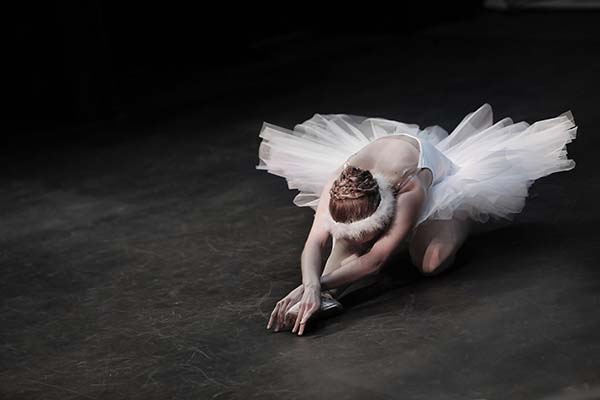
xmin=256 ymin=104 xmax=577 ymax=335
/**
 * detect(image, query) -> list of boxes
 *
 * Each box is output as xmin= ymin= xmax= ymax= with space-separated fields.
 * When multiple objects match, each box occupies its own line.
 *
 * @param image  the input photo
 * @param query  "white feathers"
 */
xmin=326 ymin=174 xmax=396 ymax=241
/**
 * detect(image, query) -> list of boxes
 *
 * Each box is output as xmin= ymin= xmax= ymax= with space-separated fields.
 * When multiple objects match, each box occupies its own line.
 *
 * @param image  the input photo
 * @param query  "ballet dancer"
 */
xmin=256 ymin=104 xmax=577 ymax=335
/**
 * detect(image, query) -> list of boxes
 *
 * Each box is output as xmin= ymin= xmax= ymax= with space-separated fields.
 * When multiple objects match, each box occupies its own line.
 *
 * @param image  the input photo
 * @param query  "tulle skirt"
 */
xmin=256 ymin=104 xmax=577 ymax=228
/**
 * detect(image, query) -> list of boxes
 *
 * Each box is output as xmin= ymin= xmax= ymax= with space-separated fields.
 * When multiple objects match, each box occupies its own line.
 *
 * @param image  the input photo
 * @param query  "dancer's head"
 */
xmin=329 ymin=165 xmax=381 ymax=224
xmin=328 ymin=164 xmax=396 ymax=242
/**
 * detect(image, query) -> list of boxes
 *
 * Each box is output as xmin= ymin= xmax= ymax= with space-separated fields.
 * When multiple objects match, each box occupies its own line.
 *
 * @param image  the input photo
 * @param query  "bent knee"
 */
xmin=419 ymin=244 xmax=456 ymax=276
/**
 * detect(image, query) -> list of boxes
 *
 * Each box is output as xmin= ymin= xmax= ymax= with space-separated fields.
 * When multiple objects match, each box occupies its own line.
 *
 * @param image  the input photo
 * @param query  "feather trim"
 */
xmin=327 ymin=173 xmax=396 ymax=240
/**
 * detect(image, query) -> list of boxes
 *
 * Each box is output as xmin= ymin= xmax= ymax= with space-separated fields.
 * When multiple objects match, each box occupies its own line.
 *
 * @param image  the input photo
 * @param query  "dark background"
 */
xmin=6 ymin=3 xmax=481 ymax=145
xmin=2 ymin=2 xmax=600 ymax=400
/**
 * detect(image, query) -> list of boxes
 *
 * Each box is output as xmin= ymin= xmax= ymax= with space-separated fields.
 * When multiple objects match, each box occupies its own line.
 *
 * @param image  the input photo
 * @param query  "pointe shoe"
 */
xmin=319 ymin=292 xmax=344 ymax=317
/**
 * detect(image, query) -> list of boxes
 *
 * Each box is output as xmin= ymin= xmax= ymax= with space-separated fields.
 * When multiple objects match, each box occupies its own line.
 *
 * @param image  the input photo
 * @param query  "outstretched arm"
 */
xmin=319 ymin=177 xmax=427 ymax=291
xmin=298 ymin=167 xmax=342 ymax=288
xmin=289 ymin=167 xmax=346 ymax=335
xmin=268 ymin=168 xmax=341 ymax=333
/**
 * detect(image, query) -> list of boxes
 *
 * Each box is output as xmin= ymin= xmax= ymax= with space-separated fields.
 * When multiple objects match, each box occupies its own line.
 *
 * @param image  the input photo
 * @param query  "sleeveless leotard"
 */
xmin=395 ymin=133 xmax=458 ymax=187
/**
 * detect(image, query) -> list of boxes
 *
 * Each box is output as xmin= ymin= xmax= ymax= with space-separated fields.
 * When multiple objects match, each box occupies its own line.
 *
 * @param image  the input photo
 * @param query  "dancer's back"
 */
xmin=347 ymin=135 xmax=433 ymax=191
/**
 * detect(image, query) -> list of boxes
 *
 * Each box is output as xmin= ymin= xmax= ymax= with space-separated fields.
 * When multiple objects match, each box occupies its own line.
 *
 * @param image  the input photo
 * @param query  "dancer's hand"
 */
xmin=292 ymin=284 xmax=321 ymax=336
xmin=267 ymin=284 xmax=304 ymax=332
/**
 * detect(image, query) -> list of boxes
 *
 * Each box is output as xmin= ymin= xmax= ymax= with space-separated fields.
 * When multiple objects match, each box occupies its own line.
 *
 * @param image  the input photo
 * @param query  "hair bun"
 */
xmin=330 ymin=165 xmax=379 ymax=200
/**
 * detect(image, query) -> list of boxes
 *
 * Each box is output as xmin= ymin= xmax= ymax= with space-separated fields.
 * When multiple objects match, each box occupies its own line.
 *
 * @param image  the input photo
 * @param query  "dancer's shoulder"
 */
xmin=392 ymin=172 xmax=429 ymax=214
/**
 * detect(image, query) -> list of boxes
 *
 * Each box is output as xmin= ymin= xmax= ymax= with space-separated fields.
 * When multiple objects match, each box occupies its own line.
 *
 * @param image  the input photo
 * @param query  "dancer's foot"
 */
xmin=319 ymin=291 xmax=345 ymax=316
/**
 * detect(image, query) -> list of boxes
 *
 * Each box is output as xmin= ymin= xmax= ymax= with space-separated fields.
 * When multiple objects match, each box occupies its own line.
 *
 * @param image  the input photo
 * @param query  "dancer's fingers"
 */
xmin=292 ymin=304 xmax=305 ymax=334
xmin=286 ymin=312 xmax=295 ymax=330
xmin=282 ymin=299 xmax=295 ymax=314
xmin=282 ymin=311 xmax=293 ymax=330
xmin=298 ymin=305 xmax=316 ymax=336
xmin=270 ymin=301 xmax=285 ymax=331
xmin=291 ymin=305 xmax=302 ymax=333
xmin=277 ymin=300 xmax=289 ymax=330
xmin=298 ymin=321 xmax=306 ymax=336
xmin=282 ymin=302 xmax=296 ymax=330
xmin=274 ymin=301 xmax=287 ymax=332
xmin=267 ymin=303 xmax=280 ymax=330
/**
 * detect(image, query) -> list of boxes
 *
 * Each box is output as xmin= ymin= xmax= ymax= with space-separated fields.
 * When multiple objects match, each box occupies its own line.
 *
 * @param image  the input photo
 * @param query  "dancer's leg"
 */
xmin=408 ymin=217 xmax=471 ymax=276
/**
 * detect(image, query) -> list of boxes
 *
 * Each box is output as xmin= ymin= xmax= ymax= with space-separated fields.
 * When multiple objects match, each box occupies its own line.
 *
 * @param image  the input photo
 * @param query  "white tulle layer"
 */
xmin=256 ymin=104 xmax=577 ymax=226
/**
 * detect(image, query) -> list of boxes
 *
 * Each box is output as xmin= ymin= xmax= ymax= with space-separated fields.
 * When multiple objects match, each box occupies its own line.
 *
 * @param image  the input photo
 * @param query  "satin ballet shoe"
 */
xmin=319 ymin=291 xmax=344 ymax=316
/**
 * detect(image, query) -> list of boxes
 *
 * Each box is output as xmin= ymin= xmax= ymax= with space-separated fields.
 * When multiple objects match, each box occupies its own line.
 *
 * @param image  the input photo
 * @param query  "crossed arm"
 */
xmin=270 ymin=173 xmax=427 ymax=335
xmin=303 ymin=176 xmax=427 ymax=292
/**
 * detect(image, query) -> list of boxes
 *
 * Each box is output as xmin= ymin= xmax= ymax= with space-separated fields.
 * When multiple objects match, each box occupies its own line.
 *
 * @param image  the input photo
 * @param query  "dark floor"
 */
xmin=2 ymin=10 xmax=600 ymax=400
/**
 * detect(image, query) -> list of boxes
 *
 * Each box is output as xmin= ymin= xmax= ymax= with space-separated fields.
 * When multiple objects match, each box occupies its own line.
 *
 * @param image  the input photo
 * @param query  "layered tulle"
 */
xmin=256 ymin=104 xmax=577 ymax=226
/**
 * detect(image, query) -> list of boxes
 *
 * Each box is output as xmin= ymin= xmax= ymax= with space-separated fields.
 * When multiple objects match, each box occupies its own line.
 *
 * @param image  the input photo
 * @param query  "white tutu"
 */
xmin=256 ymin=104 xmax=577 ymax=227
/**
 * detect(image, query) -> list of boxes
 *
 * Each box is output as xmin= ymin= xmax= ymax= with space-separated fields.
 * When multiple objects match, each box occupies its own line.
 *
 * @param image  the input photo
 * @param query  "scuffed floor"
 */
xmin=1 ymin=11 xmax=599 ymax=400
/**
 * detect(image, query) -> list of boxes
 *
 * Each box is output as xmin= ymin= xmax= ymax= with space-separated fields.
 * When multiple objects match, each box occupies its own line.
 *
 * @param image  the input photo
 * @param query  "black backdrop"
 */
xmin=6 ymin=2 xmax=482 ymax=144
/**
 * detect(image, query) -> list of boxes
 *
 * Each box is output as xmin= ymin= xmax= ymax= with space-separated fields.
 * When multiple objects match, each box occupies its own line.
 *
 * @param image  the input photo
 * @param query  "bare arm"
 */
xmin=323 ymin=238 xmax=359 ymax=273
xmin=300 ymin=167 xmax=342 ymax=288
xmin=319 ymin=176 xmax=427 ymax=291
xmin=319 ymin=250 xmax=381 ymax=291
xmin=287 ymin=168 xmax=345 ymax=335
xmin=301 ymin=238 xmax=325 ymax=288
